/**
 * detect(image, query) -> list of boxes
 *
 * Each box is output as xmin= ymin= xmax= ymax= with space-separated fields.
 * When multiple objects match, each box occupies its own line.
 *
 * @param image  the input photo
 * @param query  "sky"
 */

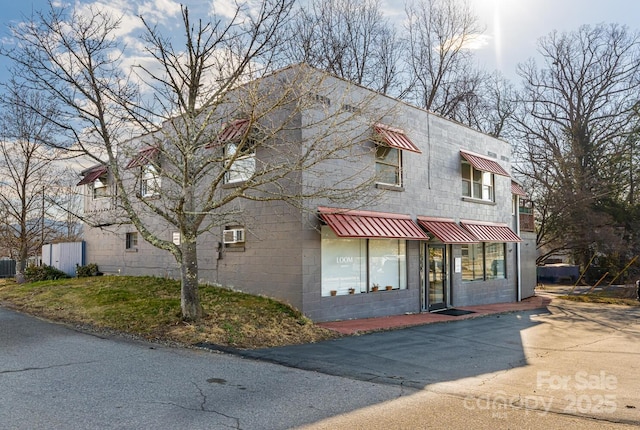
xmin=0 ymin=0 xmax=639 ymax=83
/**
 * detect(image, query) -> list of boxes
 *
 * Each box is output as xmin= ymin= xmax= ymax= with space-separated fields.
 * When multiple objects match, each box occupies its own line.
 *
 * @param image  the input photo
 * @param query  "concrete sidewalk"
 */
xmin=317 ymin=294 xmax=552 ymax=335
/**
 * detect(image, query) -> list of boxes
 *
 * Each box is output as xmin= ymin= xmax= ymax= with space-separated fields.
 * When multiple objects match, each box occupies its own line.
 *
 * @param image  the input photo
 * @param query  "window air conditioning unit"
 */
xmin=223 ymin=229 xmax=245 ymax=244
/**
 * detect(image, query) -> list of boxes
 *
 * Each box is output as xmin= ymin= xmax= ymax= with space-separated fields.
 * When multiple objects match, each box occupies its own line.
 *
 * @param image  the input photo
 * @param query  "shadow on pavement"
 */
xmin=233 ymin=309 xmax=550 ymax=389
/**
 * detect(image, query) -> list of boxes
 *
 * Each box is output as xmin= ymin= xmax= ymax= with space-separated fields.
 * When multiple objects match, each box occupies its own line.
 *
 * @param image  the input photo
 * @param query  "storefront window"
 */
xmin=462 ymin=242 xmax=506 ymax=281
xmin=461 ymin=243 xmax=484 ymax=281
xmin=369 ymin=239 xmax=406 ymax=291
xmin=321 ymin=227 xmax=407 ymax=296
xmin=486 ymin=243 xmax=506 ymax=280
xmin=321 ymin=227 xmax=367 ymax=296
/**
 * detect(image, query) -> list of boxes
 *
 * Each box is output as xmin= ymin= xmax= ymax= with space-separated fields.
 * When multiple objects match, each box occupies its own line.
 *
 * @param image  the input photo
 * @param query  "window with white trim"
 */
xmin=92 ymin=173 xmax=109 ymax=199
xmin=224 ymin=142 xmax=255 ymax=184
xmin=140 ymin=164 xmax=161 ymax=197
xmin=462 ymin=162 xmax=494 ymax=201
xmin=375 ymin=146 xmax=402 ymax=187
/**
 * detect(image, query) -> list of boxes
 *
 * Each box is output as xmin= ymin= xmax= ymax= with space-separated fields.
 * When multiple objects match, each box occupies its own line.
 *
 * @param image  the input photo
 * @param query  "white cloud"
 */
xmin=138 ymin=0 xmax=182 ymax=25
xmin=75 ymin=0 xmax=144 ymax=38
xmin=209 ymin=0 xmax=241 ymax=20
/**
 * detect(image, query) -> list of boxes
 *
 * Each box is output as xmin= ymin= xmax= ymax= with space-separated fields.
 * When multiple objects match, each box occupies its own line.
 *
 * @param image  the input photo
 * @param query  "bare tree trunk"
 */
xmin=180 ymin=238 xmax=202 ymax=321
xmin=15 ymin=237 xmax=28 ymax=283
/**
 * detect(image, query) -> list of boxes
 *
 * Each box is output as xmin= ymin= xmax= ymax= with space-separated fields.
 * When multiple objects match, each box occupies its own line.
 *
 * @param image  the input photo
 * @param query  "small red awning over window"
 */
xmin=460 ymin=150 xmax=509 ymax=177
xmin=77 ymin=165 xmax=107 ymax=186
xmin=460 ymin=220 xmax=521 ymax=242
xmin=374 ymin=124 xmax=421 ymax=154
xmin=318 ymin=206 xmax=428 ymax=240
xmin=126 ymin=147 xmax=159 ymax=169
xmin=511 ymin=181 xmax=527 ymax=197
xmin=417 ymin=217 xmax=478 ymax=243
xmin=206 ymin=119 xmax=251 ymax=148
xmin=220 ymin=119 xmax=250 ymax=141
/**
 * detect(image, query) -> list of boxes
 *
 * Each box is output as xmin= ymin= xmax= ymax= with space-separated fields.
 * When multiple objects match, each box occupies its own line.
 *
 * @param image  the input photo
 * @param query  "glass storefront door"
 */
xmin=427 ymin=245 xmax=448 ymax=311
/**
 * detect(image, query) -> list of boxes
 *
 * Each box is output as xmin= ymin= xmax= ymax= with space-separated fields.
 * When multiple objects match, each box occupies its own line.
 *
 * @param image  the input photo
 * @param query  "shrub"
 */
xmin=24 ymin=265 xmax=70 ymax=282
xmin=76 ymin=263 xmax=100 ymax=278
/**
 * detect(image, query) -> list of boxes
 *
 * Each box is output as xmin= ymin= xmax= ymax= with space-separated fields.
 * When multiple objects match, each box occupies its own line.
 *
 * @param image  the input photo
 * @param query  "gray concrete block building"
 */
xmin=77 ymin=64 xmax=536 ymax=322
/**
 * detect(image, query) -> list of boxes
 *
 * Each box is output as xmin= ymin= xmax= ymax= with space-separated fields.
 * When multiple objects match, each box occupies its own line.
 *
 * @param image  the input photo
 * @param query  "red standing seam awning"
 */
xmin=76 ymin=165 xmax=107 ymax=186
xmin=318 ymin=206 xmax=428 ymax=240
xmin=511 ymin=181 xmax=527 ymax=197
xmin=460 ymin=220 xmax=521 ymax=242
xmin=126 ymin=146 xmax=159 ymax=169
xmin=373 ymin=124 xmax=422 ymax=154
xmin=417 ymin=217 xmax=479 ymax=243
xmin=460 ymin=150 xmax=509 ymax=177
xmin=206 ymin=119 xmax=251 ymax=148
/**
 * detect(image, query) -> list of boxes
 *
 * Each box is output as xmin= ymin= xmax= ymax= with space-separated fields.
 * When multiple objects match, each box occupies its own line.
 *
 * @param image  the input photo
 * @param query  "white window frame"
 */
xmin=375 ymin=145 xmax=402 ymax=187
xmin=462 ymin=162 xmax=494 ymax=201
xmin=224 ymin=142 xmax=256 ymax=184
xmin=140 ymin=164 xmax=161 ymax=197
xmin=92 ymin=174 xmax=109 ymax=199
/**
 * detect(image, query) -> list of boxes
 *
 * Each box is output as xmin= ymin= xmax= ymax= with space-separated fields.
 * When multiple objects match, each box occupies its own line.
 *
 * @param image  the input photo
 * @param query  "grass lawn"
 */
xmin=0 ymin=276 xmax=340 ymax=349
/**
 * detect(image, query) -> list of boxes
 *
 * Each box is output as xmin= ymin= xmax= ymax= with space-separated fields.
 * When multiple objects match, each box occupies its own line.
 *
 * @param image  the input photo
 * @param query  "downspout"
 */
xmin=427 ymin=114 xmax=431 ymax=189
xmin=516 ymin=195 xmax=522 ymax=302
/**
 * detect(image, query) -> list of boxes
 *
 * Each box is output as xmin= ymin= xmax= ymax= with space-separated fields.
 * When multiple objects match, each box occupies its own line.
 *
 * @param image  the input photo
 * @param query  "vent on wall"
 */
xmin=223 ymin=229 xmax=245 ymax=244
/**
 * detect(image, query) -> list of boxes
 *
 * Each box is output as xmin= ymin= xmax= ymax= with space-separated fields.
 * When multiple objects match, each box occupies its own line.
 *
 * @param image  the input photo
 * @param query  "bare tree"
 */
xmin=0 ymin=80 xmax=65 ymax=282
xmin=283 ymin=0 xmax=407 ymax=96
xmin=4 ymin=2 xmax=385 ymax=320
xmin=514 ymin=24 xmax=640 ymax=267
xmin=404 ymin=0 xmax=485 ymax=115
xmin=455 ymin=71 xmax=517 ymax=138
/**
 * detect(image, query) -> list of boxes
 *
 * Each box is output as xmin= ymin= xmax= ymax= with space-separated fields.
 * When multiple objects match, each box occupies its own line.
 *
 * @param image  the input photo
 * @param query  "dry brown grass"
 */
xmin=559 ymin=284 xmax=640 ymax=306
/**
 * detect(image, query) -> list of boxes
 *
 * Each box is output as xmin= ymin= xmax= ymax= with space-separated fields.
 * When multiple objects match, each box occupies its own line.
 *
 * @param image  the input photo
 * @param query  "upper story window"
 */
xmin=460 ymin=150 xmax=510 ymax=203
xmin=92 ymin=173 xmax=109 ymax=199
xmin=211 ymin=119 xmax=255 ymax=185
xmin=372 ymin=124 xmax=421 ymax=189
xmin=462 ymin=162 xmax=494 ymax=201
xmin=140 ymin=164 xmax=161 ymax=197
xmin=76 ymin=165 xmax=109 ymax=200
xmin=126 ymin=146 xmax=161 ymax=198
xmin=225 ymin=141 xmax=255 ymax=184
xmin=375 ymin=146 xmax=402 ymax=186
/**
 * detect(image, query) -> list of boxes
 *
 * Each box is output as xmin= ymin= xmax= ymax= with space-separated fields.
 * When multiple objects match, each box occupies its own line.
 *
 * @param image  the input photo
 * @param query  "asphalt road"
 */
xmin=2 ymin=295 xmax=640 ymax=429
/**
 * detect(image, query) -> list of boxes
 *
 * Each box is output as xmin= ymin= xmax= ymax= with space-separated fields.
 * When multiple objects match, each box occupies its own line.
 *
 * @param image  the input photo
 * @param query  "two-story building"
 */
xmin=77 ymin=64 xmax=536 ymax=322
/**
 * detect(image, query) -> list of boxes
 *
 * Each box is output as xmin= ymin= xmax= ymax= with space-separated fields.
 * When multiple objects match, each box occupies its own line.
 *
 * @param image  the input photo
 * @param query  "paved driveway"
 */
xmin=242 ymin=297 xmax=640 ymax=425
xmin=0 ymin=307 xmax=403 ymax=429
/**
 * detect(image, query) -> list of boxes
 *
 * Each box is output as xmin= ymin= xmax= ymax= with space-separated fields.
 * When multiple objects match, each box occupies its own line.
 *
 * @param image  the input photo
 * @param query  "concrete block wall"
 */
xmin=214 ymin=199 xmax=305 ymax=310
xmin=299 ymin=74 xmax=517 ymax=321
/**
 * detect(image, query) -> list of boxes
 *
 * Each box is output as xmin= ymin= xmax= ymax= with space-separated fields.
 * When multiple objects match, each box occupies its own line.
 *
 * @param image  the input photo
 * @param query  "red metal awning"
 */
xmin=219 ymin=119 xmax=250 ymax=141
xmin=417 ymin=217 xmax=478 ymax=243
xmin=373 ymin=124 xmax=422 ymax=154
xmin=460 ymin=150 xmax=509 ymax=177
xmin=318 ymin=206 xmax=428 ymax=240
xmin=126 ymin=146 xmax=159 ymax=169
xmin=206 ymin=119 xmax=251 ymax=148
xmin=460 ymin=220 xmax=521 ymax=242
xmin=511 ymin=181 xmax=527 ymax=197
xmin=77 ymin=165 xmax=107 ymax=186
